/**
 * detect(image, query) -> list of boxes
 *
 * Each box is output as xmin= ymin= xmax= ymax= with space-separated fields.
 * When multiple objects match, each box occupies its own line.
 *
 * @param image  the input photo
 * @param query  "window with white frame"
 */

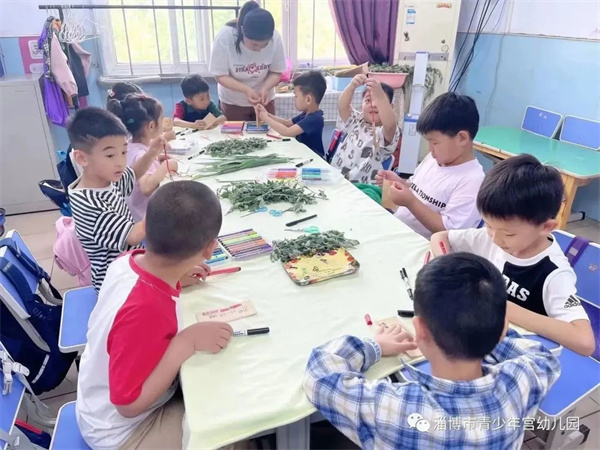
xmin=96 ymin=0 xmax=348 ymax=77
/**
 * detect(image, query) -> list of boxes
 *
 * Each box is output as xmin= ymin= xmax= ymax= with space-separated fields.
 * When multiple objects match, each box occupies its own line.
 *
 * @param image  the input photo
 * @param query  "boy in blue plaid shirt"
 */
xmin=304 ymin=253 xmax=559 ymax=450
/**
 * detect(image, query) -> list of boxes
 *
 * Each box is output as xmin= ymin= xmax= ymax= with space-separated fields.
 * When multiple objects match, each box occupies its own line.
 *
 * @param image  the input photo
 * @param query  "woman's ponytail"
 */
xmin=227 ymin=1 xmax=274 ymax=54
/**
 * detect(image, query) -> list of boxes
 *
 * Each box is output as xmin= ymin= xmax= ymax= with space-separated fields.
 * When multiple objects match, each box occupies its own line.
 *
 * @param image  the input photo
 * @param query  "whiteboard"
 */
xmin=0 ymin=0 xmax=95 ymax=38
xmin=509 ymin=0 xmax=600 ymax=40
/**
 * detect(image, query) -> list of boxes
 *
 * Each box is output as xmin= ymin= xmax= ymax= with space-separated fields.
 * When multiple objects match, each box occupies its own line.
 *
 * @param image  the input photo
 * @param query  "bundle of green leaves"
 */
xmin=270 ymin=230 xmax=360 ymax=263
xmin=192 ymin=154 xmax=293 ymax=179
xmin=217 ymin=180 xmax=327 ymax=213
xmin=204 ymin=137 xmax=268 ymax=157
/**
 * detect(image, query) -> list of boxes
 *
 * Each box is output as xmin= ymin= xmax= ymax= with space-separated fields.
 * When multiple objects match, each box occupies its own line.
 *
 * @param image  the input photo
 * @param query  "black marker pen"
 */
xmin=233 ymin=327 xmax=270 ymax=337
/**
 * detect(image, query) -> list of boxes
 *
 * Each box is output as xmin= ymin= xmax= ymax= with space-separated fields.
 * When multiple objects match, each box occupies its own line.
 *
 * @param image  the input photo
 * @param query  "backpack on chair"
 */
xmin=0 ymin=239 xmax=77 ymax=395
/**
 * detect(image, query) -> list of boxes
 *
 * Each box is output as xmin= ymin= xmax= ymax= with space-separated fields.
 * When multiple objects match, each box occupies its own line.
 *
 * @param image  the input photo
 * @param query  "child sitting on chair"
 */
xmin=256 ymin=70 xmax=326 ymax=158
xmin=76 ymin=181 xmax=231 ymax=450
xmin=332 ymin=75 xmax=400 ymax=183
xmin=108 ymin=94 xmax=178 ymax=223
xmin=304 ymin=253 xmax=559 ymax=449
xmin=173 ymin=74 xmax=226 ymax=130
xmin=376 ymin=92 xmax=485 ymax=238
xmin=67 ymin=107 xmax=156 ymax=293
xmin=431 ymin=154 xmax=595 ymax=356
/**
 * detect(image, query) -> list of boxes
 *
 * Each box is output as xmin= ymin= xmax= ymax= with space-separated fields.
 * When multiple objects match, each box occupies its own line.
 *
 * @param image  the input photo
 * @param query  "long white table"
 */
xmin=175 ymin=130 xmax=429 ymax=449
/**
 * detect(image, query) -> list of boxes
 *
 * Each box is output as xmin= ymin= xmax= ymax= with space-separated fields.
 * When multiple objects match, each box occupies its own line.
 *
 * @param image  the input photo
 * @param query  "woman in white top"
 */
xmin=209 ymin=1 xmax=286 ymax=121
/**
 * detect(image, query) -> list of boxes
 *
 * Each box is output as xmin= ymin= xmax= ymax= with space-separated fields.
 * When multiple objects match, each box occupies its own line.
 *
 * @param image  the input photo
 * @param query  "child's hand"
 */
xmin=351 ymin=74 xmax=368 ymax=89
xmin=246 ymin=88 xmax=261 ymax=105
xmin=161 ymin=159 xmax=178 ymax=176
xmin=194 ymin=120 xmax=207 ymax=130
xmin=148 ymin=136 xmax=168 ymax=158
xmin=163 ymin=130 xmax=176 ymax=141
xmin=179 ymin=262 xmax=211 ymax=287
xmin=375 ymin=324 xmax=418 ymax=357
xmin=256 ymin=104 xmax=269 ymax=121
xmin=375 ymin=169 xmax=401 ymax=187
xmin=180 ymin=321 xmax=233 ymax=354
xmin=365 ymin=79 xmax=388 ymax=105
xmin=389 ymin=180 xmax=416 ymax=207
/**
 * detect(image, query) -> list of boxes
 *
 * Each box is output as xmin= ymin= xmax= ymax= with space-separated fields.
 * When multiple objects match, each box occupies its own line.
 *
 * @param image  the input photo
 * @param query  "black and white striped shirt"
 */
xmin=68 ymin=167 xmax=138 ymax=292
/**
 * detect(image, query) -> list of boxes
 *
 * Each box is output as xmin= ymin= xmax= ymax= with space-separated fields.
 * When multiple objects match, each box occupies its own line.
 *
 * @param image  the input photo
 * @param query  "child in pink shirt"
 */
xmin=108 ymin=94 xmax=178 ymax=222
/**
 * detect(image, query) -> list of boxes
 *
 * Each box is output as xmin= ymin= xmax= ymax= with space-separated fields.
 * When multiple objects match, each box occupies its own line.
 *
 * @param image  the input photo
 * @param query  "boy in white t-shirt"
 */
xmin=430 ymin=154 xmax=595 ymax=356
xmin=376 ymin=92 xmax=484 ymax=238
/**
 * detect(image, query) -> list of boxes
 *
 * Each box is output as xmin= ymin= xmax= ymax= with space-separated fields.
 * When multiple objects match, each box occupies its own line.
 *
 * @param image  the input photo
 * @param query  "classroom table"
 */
xmin=174 ymin=130 xmax=429 ymax=449
xmin=473 ymin=126 xmax=600 ymax=230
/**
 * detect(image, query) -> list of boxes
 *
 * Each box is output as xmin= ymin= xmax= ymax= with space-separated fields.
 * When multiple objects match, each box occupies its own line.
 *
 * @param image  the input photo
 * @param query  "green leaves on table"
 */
xmin=270 ymin=230 xmax=360 ymax=263
xmin=217 ymin=180 xmax=327 ymax=213
xmin=204 ymin=137 xmax=268 ymax=157
xmin=191 ymin=154 xmax=293 ymax=179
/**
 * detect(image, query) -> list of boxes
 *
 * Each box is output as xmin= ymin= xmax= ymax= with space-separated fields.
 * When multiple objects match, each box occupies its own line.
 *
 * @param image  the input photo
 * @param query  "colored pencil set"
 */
xmin=205 ymin=246 xmax=229 ymax=265
xmin=267 ymin=168 xmax=298 ymax=179
xmin=218 ymin=229 xmax=272 ymax=260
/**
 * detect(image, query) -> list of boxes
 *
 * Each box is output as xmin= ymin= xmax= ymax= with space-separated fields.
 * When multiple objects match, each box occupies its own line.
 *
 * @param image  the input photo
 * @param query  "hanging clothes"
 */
xmin=67 ymin=43 xmax=90 ymax=97
xmin=38 ymin=17 xmax=69 ymax=127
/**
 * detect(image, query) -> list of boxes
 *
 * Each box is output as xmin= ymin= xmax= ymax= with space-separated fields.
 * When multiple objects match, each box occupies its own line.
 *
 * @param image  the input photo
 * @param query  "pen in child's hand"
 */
xmin=208 ymin=267 xmax=241 ymax=276
xmin=424 ymin=251 xmax=431 ymax=265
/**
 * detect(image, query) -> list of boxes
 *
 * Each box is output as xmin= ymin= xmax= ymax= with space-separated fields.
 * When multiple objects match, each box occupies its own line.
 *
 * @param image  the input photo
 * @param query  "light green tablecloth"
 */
xmin=175 ymin=130 xmax=429 ymax=448
xmin=475 ymin=126 xmax=600 ymax=178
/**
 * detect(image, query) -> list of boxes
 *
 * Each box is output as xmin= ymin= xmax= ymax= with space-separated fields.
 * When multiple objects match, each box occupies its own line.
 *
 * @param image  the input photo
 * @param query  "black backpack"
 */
xmin=0 ymin=239 xmax=77 ymax=394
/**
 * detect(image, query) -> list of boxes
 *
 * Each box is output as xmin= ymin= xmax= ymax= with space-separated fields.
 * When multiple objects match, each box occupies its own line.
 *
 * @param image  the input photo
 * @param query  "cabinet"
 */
xmin=0 ymin=74 xmax=58 ymax=214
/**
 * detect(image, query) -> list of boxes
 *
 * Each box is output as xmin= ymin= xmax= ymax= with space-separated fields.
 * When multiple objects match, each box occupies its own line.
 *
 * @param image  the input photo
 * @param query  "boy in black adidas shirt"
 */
xmin=431 ymin=154 xmax=594 ymax=356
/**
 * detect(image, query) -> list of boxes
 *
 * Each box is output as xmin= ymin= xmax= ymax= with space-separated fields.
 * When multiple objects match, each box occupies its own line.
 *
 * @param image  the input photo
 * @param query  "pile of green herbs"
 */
xmin=204 ymin=137 xmax=268 ymax=157
xmin=217 ymin=180 xmax=326 ymax=213
xmin=270 ymin=230 xmax=359 ymax=263
xmin=192 ymin=154 xmax=293 ymax=179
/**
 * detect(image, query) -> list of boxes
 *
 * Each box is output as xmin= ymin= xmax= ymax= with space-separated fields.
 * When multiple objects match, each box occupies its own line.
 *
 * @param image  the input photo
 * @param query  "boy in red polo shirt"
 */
xmin=76 ymin=181 xmax=232 ymax=450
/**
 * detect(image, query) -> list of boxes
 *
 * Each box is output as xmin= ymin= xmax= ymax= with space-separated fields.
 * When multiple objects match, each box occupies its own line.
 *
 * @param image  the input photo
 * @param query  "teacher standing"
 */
xmin=209 ymin=1 xmax=286 ymax=121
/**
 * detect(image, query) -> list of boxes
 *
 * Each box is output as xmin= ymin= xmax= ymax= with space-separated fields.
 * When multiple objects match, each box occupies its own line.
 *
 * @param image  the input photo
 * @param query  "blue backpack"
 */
xmin=0 ymin=238 xmax=77 ymax=394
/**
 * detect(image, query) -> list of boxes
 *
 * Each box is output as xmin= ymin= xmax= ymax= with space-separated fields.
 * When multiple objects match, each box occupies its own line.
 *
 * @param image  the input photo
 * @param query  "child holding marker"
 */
xmin=304 ymin=253 xmax=559 ymax=449
xmin=173 ymin=74 xmax=226 ymax=129
xmin=76 ymin=181 xmax=230 ymax=449
xmin=108 ymin=94 xmax=178 ymax=223
xmin=431 ymin=154 xmax=595 ymax=356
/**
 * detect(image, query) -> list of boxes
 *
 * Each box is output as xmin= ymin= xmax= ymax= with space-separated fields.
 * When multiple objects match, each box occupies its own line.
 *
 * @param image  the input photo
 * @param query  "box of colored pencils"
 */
xmin=300 ymin=168 xmax=336 ymax=184
xmin=267 ymin=167 xmax=298 ymax=180
xmin=205 ymin=246 xmax=229 ymax=265
xmin=221 ymin=121 xmax=245 ymax=134
xmin=218 ymin=229 xmax=272 ymax=260
xmin=245 ymin=121 xmax=269 ymax=133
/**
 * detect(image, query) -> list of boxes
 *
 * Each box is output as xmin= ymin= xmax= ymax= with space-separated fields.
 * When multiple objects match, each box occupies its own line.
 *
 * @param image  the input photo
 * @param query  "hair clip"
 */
xmin=107 ymin=89 xmax=115 ymax=98
xmin=126 ymin=118 xmax=135 ymax=124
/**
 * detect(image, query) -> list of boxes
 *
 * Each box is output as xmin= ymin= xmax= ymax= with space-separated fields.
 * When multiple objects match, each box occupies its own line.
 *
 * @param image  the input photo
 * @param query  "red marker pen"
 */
xmin=208 ymin=267 xmax=241 ymax=276
xmin=364 ymin=314 xmax=372 ymax=326
xmin=439 ymin=242 xmax=448 ymax=255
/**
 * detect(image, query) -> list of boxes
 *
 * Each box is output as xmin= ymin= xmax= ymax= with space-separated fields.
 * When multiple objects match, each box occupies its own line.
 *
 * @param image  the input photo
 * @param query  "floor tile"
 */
xmin=523 ymin=430 xmax=536 ymax=442
xmin=38 ymin=257 xmax=54 ymax=276
xmin=524 ymin=437 xmax=546 ymax=449
xmin=28 ymin=392 xmax=77 ymax=431
xmin=574 ymin=226 xmax=600 ymax=245
xmin=4 ymin=210 xmax=60 ymax=236
xmin=20 ymin=231 xmax=56 ymax=260
xmin=565 ymin=219 xmax=600 ymax=244
xmin=577 ymin=396 xmax=600 ymax=418
xmin=590 ymin=388 xmax=600 ymax=406
xmin=581 ymin=412 xmax=600 ymax=449
xmin=50 ymin=264 xmax=79 ymax=290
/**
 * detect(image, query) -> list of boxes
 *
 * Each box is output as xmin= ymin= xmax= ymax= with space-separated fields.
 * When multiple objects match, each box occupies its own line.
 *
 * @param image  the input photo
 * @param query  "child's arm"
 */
xmin=366 ymin=79 xmax=397 ymax=144
xmin=137 ymin=160 xmax=178 ymax=197
xmin=256 ymin=105 xmax=302 ymax=137
xmin=303 ymin=327 xmax=417 ymax=446
xmin=111 ymin=319 xmax=232 ymax=418
xmin=172 ymin=118 xmax=199 ymax=129
xmin=339 ymin=74 xmax=366 ymax=123
xmin=125 ymin=219 xmax=145 ymax=246
xmin=506 ymin=302 xmax=594 ymax=356
xmin=131 ymin=137 xmax=166 ymax=181
xmin=266 ymin=113 xmax=293 ymax=127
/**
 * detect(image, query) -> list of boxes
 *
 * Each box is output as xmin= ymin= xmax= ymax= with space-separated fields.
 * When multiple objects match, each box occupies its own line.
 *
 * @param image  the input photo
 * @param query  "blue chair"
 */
xmin=49 ymin=402 xmax=90 ymax=450
xmin=382 ymin=154 xmax=394 ymax=171
xmin=521 ymin=106 xmax=563 ymax=138
xmin=560 ymin=116 xmax=600 ymax=150
xmin=0 ymin=342 xmax=27 ymax=450
xmin=59 ymin=287 xmax=98 ymax=354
